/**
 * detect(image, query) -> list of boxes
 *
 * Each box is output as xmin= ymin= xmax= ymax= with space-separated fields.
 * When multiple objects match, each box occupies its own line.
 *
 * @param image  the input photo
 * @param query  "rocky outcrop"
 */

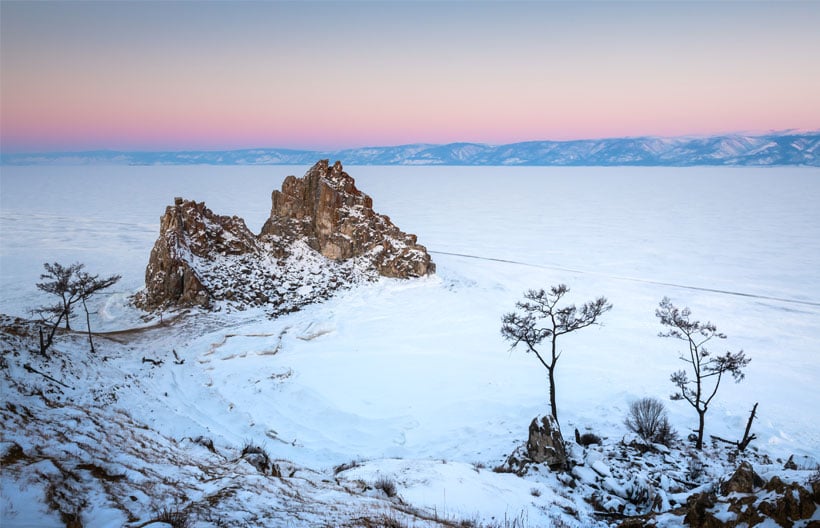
xmin=721 ymin=461 xmax=764 ymax=495
xmin=141 ymin=198 xmax=259 ymax=308
xmin=137 ymin=161 xmax=434 ymax=312
xmin=672 ymin=464 xmax=818 ymax=528
xmin=498 ymin=414 xmax=568 ymax=475
xmin=260 ymin=160 xmax=434 ymax=278
xmin=526 ymin=415 xmax=568 ymax=470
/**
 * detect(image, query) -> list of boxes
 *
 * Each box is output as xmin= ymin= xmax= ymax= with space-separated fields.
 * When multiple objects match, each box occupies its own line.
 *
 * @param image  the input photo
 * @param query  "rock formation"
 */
xmin=525 ymin=414 xmax=568 ymax=470
xmin=498 ymin=414 xmax=569 ymax=475
xmin=141 ymin=198 xmax=260 ymax=308
xmin=137 ymin=161 xmax=434 ymax=312
xmin=260 ymin=160 xmax=433 ymax=278
xmin=720 ymin=461 xmax=764 ymax=495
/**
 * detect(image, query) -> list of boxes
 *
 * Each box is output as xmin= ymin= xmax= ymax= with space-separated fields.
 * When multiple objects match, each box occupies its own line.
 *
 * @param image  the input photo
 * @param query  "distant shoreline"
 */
xmin=2 ymin=132 xmax=818 ymax=167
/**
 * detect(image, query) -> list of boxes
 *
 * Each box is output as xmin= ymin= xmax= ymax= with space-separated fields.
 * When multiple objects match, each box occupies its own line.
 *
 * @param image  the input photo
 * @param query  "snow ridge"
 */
xmin=3 ymin=132 xmax=818 ymax=166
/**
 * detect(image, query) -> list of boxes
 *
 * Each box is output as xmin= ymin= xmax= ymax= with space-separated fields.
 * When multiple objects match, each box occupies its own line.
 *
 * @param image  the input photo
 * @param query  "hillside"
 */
xmin=2 ymin=133 xmax=818 ymax=166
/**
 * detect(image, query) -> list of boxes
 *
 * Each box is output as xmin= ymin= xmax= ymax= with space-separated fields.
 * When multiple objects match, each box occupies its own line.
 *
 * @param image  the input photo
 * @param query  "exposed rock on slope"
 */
xmin=137 ymin=161 xmax=434 ymax=312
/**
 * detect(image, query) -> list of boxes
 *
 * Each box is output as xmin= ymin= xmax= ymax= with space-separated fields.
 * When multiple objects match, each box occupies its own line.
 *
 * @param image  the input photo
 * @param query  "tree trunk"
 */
xmin=42 ymin=311 xmax=65 ymax=356
xmin=696 ymin=410 xmax=705 ymax=450
xmin=549 ymin=334 xmax=558 ymax=420
xmin=82 ymin=297 xmax=95 ymax=354
xmin=739 ymin=403 xmax=758 ymax=451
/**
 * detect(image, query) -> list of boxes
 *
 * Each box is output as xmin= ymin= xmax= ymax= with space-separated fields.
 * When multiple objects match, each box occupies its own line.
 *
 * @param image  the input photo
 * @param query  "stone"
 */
xmin=682 ymin=492 xmax=725 ymax=528
xmin=720 ymin=461 xmax=764 ymax=495
xmin=137 ymin=161 xmax=434 ymax=311
xmin=526 ymin=414 xmax=567 ymax=470
xmin=758 ymin=477 xmax=816 ymax=525
xmin=783 ymin=454 xmax=818 ymax=470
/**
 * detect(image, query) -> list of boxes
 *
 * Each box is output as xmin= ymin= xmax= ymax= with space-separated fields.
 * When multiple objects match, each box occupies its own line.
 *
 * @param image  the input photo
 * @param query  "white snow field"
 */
xmin=1 ymin=164 xmax=819 ymax=526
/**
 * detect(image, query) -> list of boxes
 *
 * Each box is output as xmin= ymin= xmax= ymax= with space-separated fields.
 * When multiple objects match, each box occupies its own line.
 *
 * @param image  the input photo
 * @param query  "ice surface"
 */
xmin=1 ymin=164 xmax=819 ymax=524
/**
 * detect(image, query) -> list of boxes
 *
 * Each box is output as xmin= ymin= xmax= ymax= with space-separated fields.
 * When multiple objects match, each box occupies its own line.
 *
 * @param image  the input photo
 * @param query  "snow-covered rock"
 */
xmin=525 ymin=414 xmax=568 ymax=470
xmin=137 ymin=160 xmax=434 ymax=311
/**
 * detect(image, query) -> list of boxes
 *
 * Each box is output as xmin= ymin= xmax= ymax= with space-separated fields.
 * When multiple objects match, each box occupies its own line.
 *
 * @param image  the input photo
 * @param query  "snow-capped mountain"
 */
xmin=3 ymin=132 xmax=818 ymax=166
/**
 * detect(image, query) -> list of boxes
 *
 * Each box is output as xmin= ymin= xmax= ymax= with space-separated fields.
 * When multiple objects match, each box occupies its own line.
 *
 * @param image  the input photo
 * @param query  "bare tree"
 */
xmin=501 ymin=284 xmax=612 ymax=420
xmin=656 ymin=297 xmax=750 ymax=450
xmin=36 ymin=262 xmax=84 ymax=331
xmin=75 ymin=270 xmax=120 ymax=353
xmin=33 ymin=262 xmax=120 ymax=355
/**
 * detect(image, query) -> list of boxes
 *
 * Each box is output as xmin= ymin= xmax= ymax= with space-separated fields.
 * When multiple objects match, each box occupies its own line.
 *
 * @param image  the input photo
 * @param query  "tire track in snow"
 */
xmin=430 ymin=250 xmax=820 ymax=308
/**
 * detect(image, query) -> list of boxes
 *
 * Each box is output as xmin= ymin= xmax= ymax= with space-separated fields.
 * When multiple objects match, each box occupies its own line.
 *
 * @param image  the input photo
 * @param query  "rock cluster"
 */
xmin=137 ymin=161 xmax=434 ymax=312
xmin=676 ymin=464 xmax=818 ymax=528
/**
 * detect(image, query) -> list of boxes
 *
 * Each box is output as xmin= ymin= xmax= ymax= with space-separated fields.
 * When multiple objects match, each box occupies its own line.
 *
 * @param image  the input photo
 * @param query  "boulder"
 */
xmin=682 ymin=492 xmax=724 ymax=528
xmin=526 ymin=414 xmax=567 ymax=470
xmin=720 ymin=461 xmax=764 ymax=495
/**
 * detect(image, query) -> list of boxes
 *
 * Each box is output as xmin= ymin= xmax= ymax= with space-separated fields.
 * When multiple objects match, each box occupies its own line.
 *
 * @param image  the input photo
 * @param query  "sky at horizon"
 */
xmin=1 ymin=1 xmax=819 ymax=153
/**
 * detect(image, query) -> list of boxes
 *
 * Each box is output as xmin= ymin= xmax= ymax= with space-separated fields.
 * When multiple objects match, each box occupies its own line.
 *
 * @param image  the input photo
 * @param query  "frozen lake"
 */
xmin=2 ymin=164 xmax=818 ymax=313
xmin=1 ymin=164 xmax=819 ymax=462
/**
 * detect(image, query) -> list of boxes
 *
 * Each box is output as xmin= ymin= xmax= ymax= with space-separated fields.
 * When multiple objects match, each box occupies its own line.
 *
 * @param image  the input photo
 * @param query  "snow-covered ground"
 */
xmin=1 ymin=165 xmax=819 ymax=526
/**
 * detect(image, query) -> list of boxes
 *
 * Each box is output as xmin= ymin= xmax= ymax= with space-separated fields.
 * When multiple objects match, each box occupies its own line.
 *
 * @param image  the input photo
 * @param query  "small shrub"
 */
xmin=624 ymin=397 xmax=677 ymax=446
xmin=575 ymin=428 xmax=602 ymax=446
xmin=480 ymin=510 xmax=531 ymax=527
xmin=687 ymin=456 xmax=705 ymax=482
xmin=373 ymin=476 xmax=397 ymax=498
xmin=374 ymin=513 xmax=406 ymax=528
xmin=153 ymin=506 xmax=191 ymax=528
xmin=240 ymin=441 xmax=280 ymax=476
xmin=191 ymin=435 xmax=215 ymax=453
xmin=530 ymin=487 xmax=542 ymax=497
xmin=334 ymin=459 xmax=362 ymax=474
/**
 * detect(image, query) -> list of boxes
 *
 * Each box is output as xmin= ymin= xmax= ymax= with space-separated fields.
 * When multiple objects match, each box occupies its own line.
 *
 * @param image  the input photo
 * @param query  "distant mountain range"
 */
xmin=2 ymin=132 xmax=818 ymax=166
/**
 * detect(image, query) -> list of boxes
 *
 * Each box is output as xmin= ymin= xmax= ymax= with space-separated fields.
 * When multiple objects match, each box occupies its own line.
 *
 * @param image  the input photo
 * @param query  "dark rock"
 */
xmin=783 ymin=454 xmax=819 ymax=470
xmin=759 ymin=477 xmax=816 ymax=525
xmin=682 ymin=492 xmax=724 ymax=528
xmin=727 ymin=494 xmax=764 ymax=527
xmin=526 ymin=414 xmax=567 ymax=470
xmin=500 ymin=445 xmax=529 ymax=476
xmin=721 ymin=461 xmax=764 ymax=495
xmin=617 ymin=518 xmax=656 ymax=528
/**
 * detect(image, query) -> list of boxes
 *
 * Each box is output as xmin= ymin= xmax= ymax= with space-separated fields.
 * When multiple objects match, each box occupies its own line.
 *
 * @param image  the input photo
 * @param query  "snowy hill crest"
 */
xmin=137 ymin=160 xmax=434 ymax=311
xmin=3 ymin=132 xmax=818 ymax=166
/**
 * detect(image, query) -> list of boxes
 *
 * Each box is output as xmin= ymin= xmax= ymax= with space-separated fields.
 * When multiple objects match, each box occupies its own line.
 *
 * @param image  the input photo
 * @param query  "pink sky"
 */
xmin=1 ymin=1 xmax=818 ymax=153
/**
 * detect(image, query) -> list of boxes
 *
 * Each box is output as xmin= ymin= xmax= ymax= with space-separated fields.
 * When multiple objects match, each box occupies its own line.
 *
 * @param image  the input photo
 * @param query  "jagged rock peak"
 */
xmin=261 ymin=160 xmax=435 ymax=278
xmin=136 ymin=162 xmax=434 ymax=312
xmin=138 ymin=198 xmax=259 ymax=309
